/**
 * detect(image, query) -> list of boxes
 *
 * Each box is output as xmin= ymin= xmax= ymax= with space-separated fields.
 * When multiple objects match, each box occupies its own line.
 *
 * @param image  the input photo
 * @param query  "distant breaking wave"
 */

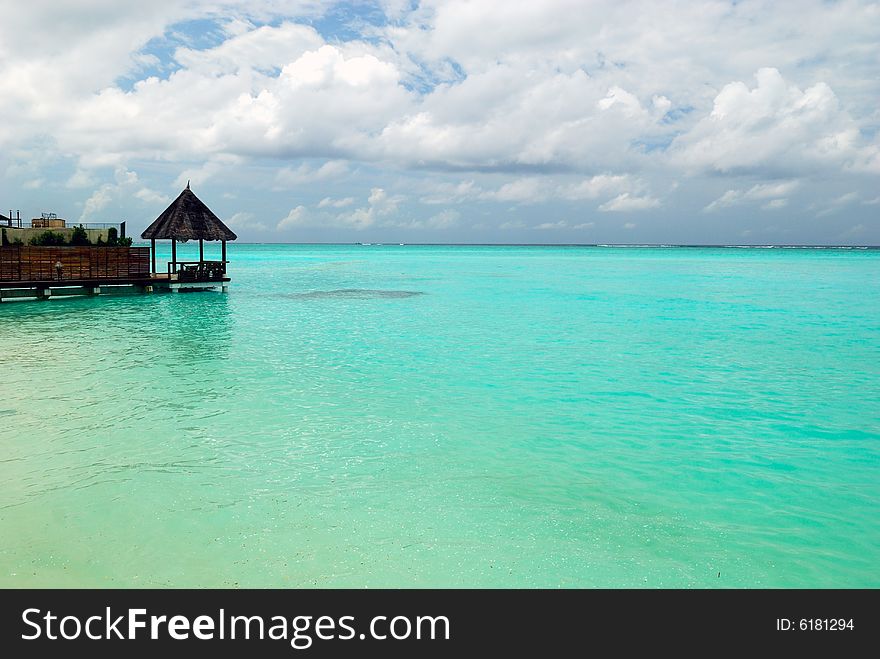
xmin=591 ymin=244 xmax=874 ymax=249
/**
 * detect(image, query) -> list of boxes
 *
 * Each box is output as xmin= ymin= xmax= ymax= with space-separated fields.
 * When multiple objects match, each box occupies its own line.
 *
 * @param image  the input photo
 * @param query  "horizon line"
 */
xmin=132 ymin=241 xmax=880 ymax=249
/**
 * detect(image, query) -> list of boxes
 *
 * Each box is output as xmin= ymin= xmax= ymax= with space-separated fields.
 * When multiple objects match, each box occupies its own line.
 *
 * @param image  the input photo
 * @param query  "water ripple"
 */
xmin=1 ymin=245 xmax=879 ymax=588
xmin=279 ymin=289 xmax=424 ymax=300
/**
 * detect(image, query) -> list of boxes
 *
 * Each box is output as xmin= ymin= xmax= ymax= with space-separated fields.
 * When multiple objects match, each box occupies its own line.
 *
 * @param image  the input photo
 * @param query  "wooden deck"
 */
xmin=0 ymin=274 xmax=230 ymax=301
xmin=0 ymin=247 xmax=230 ymax=301
xmin=0 ymin=273 xmax=227 ymax=288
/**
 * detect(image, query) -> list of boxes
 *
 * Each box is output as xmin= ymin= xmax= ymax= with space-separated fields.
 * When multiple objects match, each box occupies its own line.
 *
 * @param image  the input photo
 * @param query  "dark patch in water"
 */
xmin=284 ymin=289 xmax=424 ymax=300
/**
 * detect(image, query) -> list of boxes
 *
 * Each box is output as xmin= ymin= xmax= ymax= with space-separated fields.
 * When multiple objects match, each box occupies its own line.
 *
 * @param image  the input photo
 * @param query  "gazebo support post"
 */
xmin=171 ymin=239 xmax=177 ymax=278
xmin=151 ymin=239 xmax=156 ymax=274
xmin=199 ymin=238 xmax=204 ymax=264
xmin=221 ymin=240 xmax=226 ymax=274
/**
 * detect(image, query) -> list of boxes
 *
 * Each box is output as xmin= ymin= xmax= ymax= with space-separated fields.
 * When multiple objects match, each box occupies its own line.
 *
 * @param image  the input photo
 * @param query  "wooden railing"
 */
xmin=168 ymin=260 xmax=228 ymax=281
xmin=0 ymin=246 xmax=151 ymax=282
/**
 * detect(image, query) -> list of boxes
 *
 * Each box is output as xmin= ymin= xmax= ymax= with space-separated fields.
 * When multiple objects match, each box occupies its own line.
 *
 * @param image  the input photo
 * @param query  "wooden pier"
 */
xmin=1 ymin=184 xmax=236 ymax=303
xmin=0 ymin=273 xmax=230 ymax=302
xmin=0 ymin=253 xmax=230 ymax=302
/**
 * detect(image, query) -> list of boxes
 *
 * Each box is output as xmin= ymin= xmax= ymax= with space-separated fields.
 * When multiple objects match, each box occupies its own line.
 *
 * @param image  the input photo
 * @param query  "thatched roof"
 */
xmin=141 ymin=184 xmax=237 ymax=242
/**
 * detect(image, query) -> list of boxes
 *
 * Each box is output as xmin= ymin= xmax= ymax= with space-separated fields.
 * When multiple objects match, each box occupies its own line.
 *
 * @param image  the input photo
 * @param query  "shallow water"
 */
xmin=1 ymin=244 xmax=878 ymax=587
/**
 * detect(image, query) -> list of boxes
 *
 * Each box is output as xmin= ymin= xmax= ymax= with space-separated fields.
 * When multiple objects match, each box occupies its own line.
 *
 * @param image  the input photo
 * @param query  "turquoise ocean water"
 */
xmin=1 ymin=244 xmax=878 ymax=588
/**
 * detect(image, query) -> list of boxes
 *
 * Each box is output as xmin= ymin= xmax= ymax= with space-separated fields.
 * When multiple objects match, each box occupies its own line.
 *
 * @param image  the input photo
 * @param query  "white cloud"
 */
xmin=375 ymin=64 xmax=663 ymax=171
xmin=831 ymin=192 xmax=859 ymax=206
xmin=134 ymin=187 xmax=169 ymax=204
xmin=421 ymin=209 xmax=460 ymax=229
xmin=812 ymin=191 xmax=862 ymax=217
xmin=598 ymin=86 xmax=647 ymax=119
xmin=115 ymin=167 xmax=139 ymax=186
xmin=395 ymin=208 xmax=461 ymax=230
xmin=310 ymin=188 xmax=406 ymax=231
xmin=705 ymin=190 xmax=741 ymax=211
xmin=317 ymin=196 xmax=355 ymax=208
xmin=599 ymin=193 xmax=660 ymax=212
xmin=488 ymin=178 xmax=545 ymax=203
xmin=80 ymin=166 xmax=167 ymax=219
xmin=174 ymin=157 xmax=242 ymax=189
xmin=561 ymin=175 xmax=633 ymax=200
xmin=535 ymin=220 xmax=567 ymax=230
xmin=673 ymin=68 xmax=874 ymax=176
xmin=335 ymin=206 xmax=375 ymax=230
xmin=748 ymin=181 xmax=801 ymax=200
xmin=367 ymin=187 xmax=402 ymax=216
xmin=175 ymin=21 xmax=323 ymax=76
xmin=481 ymin=174 xmax=653 ymax=208
xmin=277 ymin=205 xmax=308 ymax=230
xmin=0 ymin=2 xmax=878 ymax=242
xmin=66 ymin=169 xmax=96 ymax=189
xmin=704 ymin=180 xmax=800 ymax=212
xmin=276 ymin=160 xmax=350 ymax=187
xmin=274 ymin=187 xmax=406 ymax=231
xmin=228 ymin=211 xmax=267 ymax=231
xmin=82 ymin=185 xmax=114 ymax=219
xmin=2 ymin=4 xmax=877 ymax=183
xmin=419 ymin=180 xmax=481 ymax=204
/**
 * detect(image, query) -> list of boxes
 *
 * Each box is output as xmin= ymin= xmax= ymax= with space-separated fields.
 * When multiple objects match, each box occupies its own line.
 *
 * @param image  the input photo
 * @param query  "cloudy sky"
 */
xmin=0 ymin=0 xmax=878 ymax=244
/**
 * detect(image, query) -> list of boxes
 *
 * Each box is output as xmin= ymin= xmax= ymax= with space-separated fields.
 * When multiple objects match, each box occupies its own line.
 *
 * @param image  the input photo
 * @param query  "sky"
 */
xmin=0 ymin=0 xmax=878 ymax=244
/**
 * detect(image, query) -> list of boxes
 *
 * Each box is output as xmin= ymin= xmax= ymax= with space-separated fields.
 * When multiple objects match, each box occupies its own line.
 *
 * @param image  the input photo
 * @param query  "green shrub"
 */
xmin=107 ymin=227 xmax=119 ymax=246
xmin=1 ymin=228 xmax=7 ymax=246
xmin=117 ymin=236 xmax=133 ymax=247
xmin=29 ymin=231 xmax=67 ymax=246
xmin=69 ymin=224 xmax=91 ymax=246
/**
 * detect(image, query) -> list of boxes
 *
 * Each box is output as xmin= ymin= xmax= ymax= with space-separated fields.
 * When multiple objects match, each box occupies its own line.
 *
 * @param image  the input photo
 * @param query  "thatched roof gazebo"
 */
xmin=141 ymin=182 xmax=236 ymax=279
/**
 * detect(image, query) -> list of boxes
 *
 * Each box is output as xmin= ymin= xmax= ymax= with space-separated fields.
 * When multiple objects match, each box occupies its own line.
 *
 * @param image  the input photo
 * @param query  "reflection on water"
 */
xmin=150 ymin=293 xmax=233 ymax=364
xmin=0 ymin=291 xmax=236 ymax=516
xmin=0 ymin=292 xmax=233 ymax=364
